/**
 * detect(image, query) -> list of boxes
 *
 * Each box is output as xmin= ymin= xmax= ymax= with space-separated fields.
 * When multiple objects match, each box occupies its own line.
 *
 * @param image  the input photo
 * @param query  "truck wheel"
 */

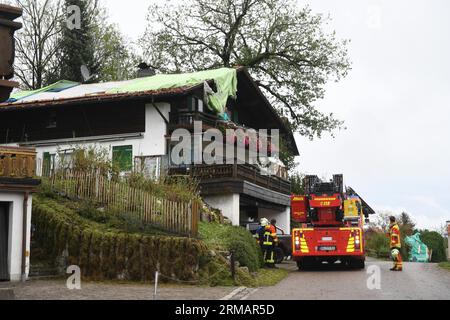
xmin=350 ymin=259 xmax=365 ymax=269
xmin=297 ymin=258 xmax=314 ymax=270
xmin=357 ymin=260 xmax=365 ymax=269
xmin=275 ymin=247 xmax=285 ymax=264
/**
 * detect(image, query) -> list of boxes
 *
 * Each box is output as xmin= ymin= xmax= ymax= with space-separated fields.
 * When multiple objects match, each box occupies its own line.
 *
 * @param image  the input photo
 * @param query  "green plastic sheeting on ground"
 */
xmin=9 ymin=80 xmax=79 ymax=101
xmin=107 ymin=67 xmax=238 ymax=114
xmin=405 ymin=233 xmax=430 ymax=263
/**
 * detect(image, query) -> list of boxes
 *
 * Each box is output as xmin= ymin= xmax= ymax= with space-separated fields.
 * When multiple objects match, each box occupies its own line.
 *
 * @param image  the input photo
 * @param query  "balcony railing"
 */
xmin=169 ymin=163 xmax=291 ymax=195
xmin=0 ymin=146 xmax=37 ymax=178
xmin=169 ymin=111 xmax=219 ymax=129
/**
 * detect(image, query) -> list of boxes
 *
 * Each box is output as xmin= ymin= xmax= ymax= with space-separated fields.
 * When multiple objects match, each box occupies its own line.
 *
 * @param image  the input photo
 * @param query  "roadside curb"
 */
xmin=220 ymin=287 xmax=259 ymax=300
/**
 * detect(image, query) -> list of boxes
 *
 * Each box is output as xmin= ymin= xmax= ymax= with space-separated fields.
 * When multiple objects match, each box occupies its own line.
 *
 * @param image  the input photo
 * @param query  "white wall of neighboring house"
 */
xmin=203 ymin=194 xmax=240 ymax=226
xmin=258 ymin=207 xmax=291 ymax=235
xmin=0 ymin=192 xmax=32 ymax=282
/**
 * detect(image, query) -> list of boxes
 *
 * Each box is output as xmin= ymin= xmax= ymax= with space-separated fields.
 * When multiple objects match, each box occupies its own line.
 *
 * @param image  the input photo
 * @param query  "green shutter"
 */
xmin=112 ymin=145 xmax=133 ymax=171
xmin=43 ymin=152 xmax=51 ymax=176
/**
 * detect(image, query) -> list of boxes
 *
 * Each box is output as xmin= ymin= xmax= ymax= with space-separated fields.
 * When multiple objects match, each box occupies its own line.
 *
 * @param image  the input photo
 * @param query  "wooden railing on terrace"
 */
xmin=46 ymin=169 xmax=199 ymax=237
xmin=169 ymin=164 xmax=291 ymax=195
xmin=169 ymin=111 xmax=218 ymax=129
xmin=0 ymin=146 xmax=36 ymax=178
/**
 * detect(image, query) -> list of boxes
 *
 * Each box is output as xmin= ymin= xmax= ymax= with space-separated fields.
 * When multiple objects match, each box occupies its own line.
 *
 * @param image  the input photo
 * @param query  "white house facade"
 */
xmin=0 ymin=67 xmax=298 ymax=234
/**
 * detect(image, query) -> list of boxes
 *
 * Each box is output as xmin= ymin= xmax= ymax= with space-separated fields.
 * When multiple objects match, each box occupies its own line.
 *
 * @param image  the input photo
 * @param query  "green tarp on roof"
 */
xmin=9 ymin=80 xmax=79 ymax=101
xmin=106 ymin=67 xmax=238 ymax=114
xmin=8 ymin=68 xmax=238 ymax=114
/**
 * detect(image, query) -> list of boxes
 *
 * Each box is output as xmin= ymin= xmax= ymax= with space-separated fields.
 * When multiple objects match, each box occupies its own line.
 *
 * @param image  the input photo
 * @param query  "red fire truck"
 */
xmin=291 ymin=174 xmax=375 ymax=269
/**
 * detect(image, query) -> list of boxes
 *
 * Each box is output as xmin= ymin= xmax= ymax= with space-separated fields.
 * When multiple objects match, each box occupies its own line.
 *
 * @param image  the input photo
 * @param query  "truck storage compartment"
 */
xmin=291 ymin=195 xmax=308 ymax=223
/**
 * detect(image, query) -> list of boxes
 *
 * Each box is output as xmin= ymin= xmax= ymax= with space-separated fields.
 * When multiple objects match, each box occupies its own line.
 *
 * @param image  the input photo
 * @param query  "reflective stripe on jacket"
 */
xmin=389 ymin=223 xmax=401 ymax=249
xmin=263 ymin=225 xmax=277 ymax=246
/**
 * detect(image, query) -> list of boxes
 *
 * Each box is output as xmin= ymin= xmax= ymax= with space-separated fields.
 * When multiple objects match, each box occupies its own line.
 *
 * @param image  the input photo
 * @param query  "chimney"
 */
xmin=136 ymin=62 xmax=156 ymax=78
xmin=0 ymin=4 xmax=22 ymax=102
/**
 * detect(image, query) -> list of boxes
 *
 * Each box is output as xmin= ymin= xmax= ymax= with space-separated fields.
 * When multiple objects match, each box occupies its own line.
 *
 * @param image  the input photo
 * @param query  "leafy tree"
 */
xmin=140 ymin=0 xmax=351 ymax=138
xmin=93 ymin=19 xmax=139 ymax=82
xmin=15 ymin=0 xmax=63 ymax=89
xmin=15 ymin=0 xmax=137 ymax=87
xmin=419 ymin=230 xmax=447 ymax=262
xmin=399 ymin=211 xmax=416 ymax=236
xmin=290 ymin=172 xmax=304 ymax=195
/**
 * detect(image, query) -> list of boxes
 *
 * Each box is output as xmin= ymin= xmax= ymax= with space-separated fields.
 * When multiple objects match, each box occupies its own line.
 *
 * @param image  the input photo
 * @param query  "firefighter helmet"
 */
xmin=260 ymin=218 xmax=269 ymax=226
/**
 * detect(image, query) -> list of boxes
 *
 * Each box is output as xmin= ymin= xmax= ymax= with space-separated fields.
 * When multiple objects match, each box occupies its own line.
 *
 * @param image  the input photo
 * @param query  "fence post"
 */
xmin=190 ymin=201 xmax=199 ymax=237
xmin=230 ymin=251 xmax=236 ymax=283
xmin=154 ymin=262 xmax=160 ymax=300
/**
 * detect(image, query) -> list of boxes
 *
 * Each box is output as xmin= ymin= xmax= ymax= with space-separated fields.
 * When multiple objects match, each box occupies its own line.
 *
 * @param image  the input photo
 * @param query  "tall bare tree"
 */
xmin=14 ymin=0 xmax=137 ymax=88
xmin=141 ymin=0 xmax=351 ymax=138
xmin=15 ymin=0 xmax=62 ymax=90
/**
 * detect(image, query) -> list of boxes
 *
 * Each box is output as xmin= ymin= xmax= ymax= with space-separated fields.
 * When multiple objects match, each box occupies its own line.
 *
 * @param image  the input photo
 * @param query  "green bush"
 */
xmin=420 ymin=230 xmax=447 ymax=262
xmin=366 ymin=229 xmax=410 ymax=260
xmin=366 ymin=231 xmax=390 ymax=258
xmin=199 ymin=222 xmax=262 ymax=272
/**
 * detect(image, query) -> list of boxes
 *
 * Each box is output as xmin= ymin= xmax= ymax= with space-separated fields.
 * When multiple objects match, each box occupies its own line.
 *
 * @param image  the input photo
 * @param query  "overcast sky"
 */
xmin=101 ymin=0 xmax=450 ymax=230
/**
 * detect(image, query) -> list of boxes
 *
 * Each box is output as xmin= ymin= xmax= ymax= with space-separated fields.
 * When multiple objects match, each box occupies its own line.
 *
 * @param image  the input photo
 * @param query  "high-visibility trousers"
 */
xmin=391 ymin=248 xmax=403 ymax=271
xmin=263 ymin=244 xmax=275 ymax=265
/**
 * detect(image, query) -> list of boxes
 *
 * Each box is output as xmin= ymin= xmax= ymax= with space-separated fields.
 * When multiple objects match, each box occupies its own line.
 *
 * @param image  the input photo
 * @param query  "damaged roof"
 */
xmin=2 ymin=68 xmax=238 ymax=114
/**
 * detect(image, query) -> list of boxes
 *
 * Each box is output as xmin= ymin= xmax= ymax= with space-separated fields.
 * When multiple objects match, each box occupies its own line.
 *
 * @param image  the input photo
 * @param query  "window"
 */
xmin=112 ymin=145 xmax=133 ymax=172
xmin=42 ymin=152 xmax=56 ymax=176
xmin=58 ymin=151 xmax=74 ymax=169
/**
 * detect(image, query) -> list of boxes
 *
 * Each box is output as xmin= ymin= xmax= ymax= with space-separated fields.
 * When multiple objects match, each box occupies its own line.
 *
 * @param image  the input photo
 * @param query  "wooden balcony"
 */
xmin=169 ymin=111 xmax=219 ymax=130
xmin=169 ymin=163 xmax=291 ymax=195
xmin=0 ymin=146 xmax=37 ymax=178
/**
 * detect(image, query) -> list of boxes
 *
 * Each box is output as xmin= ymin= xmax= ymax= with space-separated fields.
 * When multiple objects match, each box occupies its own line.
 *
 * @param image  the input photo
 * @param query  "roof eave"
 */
xmin=0 ymin=83 xmax=203 ymax=112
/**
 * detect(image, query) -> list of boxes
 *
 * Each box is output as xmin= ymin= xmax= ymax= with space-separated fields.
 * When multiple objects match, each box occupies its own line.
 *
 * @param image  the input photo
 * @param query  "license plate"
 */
xmin=319 ymin=246 xmax=336 ymax=251
xmin=322 ymin=237 xmax=333 ymax=241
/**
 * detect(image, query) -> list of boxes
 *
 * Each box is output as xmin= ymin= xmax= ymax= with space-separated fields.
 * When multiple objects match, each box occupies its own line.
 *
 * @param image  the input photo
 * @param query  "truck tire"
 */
xmin=275 ymin=247 xmax=284 ymax=264
xmin=349 ymin=259 xmax=365 ymax=269
xmin=357 ymin=260 xmax=365 ymax=269
xmin=297 ymin=258 xmax=315 ymax=270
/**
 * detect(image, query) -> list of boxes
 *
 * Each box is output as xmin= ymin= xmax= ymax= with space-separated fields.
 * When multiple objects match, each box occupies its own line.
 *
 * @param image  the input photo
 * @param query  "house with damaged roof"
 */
xmin=0 ymin=67 xmax=299 ymax=233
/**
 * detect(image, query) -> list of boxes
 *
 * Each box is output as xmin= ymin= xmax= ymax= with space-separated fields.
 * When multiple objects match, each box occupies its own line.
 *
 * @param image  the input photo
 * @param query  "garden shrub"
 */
xmin=420 ymin=230 xmax=447 ymax=262
xmin=199 ymin=222 xmax=262 ymax=272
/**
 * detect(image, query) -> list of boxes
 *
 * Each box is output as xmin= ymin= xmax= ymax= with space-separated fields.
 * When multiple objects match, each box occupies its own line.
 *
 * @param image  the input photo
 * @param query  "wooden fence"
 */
xmin=46 ymin=170 xmax=199 ymax=237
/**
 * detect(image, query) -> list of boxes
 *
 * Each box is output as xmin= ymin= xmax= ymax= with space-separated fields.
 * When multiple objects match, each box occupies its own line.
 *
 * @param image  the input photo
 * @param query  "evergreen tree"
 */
xmin=57 ymin=0 xmax=99 ymax=82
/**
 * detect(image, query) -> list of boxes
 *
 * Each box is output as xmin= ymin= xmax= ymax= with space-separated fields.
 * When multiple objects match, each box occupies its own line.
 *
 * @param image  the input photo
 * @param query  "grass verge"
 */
xmin=254 ymin=268 xmax=289 ymax=287
xmin=438 ymin=262 xmax=450 ymax=271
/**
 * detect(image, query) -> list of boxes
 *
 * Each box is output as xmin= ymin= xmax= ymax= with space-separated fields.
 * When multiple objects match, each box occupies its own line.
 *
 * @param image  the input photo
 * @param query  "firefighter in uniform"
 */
xmin=387 ymin=216 xmax=403 ymax=271
xmin=255 ymin=218 xmax=269 ymax=247
xmin=262 ymin=220 xmax=278 ymax=268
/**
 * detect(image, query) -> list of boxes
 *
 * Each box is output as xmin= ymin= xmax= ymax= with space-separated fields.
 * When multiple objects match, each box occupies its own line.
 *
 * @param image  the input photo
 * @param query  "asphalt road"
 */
xmin=247 ymin=257 xmax=450 ymax=300
xmin=2 ymin=258 xmax=449 ymax=300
